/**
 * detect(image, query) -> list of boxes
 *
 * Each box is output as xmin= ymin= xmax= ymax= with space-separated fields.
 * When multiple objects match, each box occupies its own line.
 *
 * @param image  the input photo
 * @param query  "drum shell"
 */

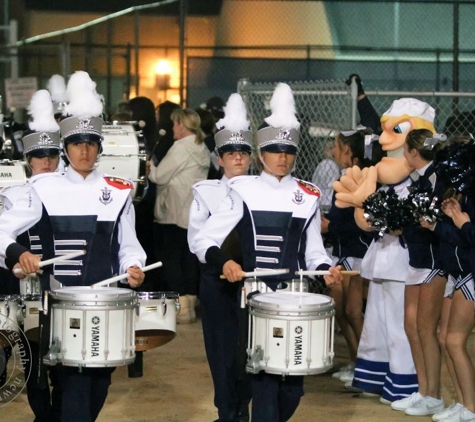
xmin=47 ymin=287 xmax=137 ymax=368
xmin=0 ymin=295 xmax=22 ymax=333
xmin=98 ymin=124 xmax=146 ymax=199
xmin=20 ymin=274 xmax=42 ymax=296
xmin=247 ymin=292 xmax=335 ymax=376
xmin=135 ymin=291 xmax=178 ymax=351
xmin=21 ymin=294 xmax=42 ymax=341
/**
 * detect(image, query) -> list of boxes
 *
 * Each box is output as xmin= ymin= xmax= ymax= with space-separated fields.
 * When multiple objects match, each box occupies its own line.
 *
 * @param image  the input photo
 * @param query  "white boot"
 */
xmin=186 ymin=295 xmax=198 ymax=323
xmin=177 ymin=295 xmax=192 ymax=324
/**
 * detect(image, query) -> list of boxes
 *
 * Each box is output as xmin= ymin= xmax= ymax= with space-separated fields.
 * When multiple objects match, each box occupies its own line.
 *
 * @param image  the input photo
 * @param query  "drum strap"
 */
xmin=236 ymin=281 xmax=249 ymax=381
xmin=37 ymin=293 xmax=52 ymax=387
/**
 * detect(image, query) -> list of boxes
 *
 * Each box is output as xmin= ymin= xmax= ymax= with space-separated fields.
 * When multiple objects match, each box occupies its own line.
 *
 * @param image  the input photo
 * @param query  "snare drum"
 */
xmin=246 ymin=292 xmax=335 ymax=376
xmin=44 ymin=286 xmax=137 ymax=368
xmin=21 ymin=294 xmax=42 ymax=342
xmin=98 ymin=124 xmax=147 ymax=199
xmin=20 ymin=274 xmax=42 ymax=296
xmin=0 ymin=295 xmax=22 ymax=332
xmin=135 ymin=292 xmax=179 ymax=351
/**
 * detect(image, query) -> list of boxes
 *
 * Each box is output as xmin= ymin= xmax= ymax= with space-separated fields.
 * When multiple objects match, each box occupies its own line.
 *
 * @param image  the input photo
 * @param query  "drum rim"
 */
xmin=250 ymin=291 xmax=332 ymax=306
xmin=137 ymin=291 xmax=179 ymax=300
xmin=50 ymin=286 xmax=136 ymax=300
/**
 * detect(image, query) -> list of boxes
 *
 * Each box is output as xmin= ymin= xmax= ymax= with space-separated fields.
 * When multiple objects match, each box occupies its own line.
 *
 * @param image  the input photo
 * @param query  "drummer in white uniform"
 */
xmin=0 ymin=71 xmax=145 ymax=422
xmin=188 ymin=93 xmax=253 ymax=422
xmin=193 ymin=83 xmax=342 ymax=422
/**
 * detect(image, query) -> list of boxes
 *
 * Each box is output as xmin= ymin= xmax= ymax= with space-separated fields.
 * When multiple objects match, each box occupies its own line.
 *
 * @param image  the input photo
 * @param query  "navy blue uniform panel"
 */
xmin=50 ymin=215 xmax=119 ymax=286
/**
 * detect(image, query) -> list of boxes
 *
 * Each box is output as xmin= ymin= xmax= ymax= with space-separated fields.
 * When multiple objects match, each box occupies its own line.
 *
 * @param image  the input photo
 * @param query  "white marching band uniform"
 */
xmin=188 ymin=176 xmax=230 ymax=250
xmin=0 ymin=167 xmax=146 ymax=286
xmin=353 ymin=176 xmax=418 ymax=401
xmin=193 ymin=172 xmax=331 ymax=274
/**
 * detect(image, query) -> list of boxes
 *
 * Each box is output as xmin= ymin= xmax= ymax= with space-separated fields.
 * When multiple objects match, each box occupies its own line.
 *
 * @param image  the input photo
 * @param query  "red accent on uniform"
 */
xmin=103 ymin=176 xmax=133 ymax=190
xmin=297 ymin=180 xmax=321 ymax=197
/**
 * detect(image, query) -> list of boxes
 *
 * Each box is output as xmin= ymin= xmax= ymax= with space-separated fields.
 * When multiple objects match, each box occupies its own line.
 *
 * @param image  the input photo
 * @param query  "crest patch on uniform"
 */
xmin=292 ymin=189 xmax=305 ymax=205
xmin=103 ymin=176 xmax=133 ymax=190
xmin=99 ymin=187 xmax=113 ymax=205
xmin=296 ymin=180 xmax=321 ymax=197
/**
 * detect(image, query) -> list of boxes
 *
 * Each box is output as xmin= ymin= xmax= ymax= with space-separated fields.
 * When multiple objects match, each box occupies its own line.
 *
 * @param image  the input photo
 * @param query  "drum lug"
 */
xmin=43 ymin=337 xmax=62 ymax=366
xmin=175 ymin=299 xmax=181 ymax=315
xmin=161 ymin=300 xmax=167 ymax=317
xmin=246 ymin=345 xmax=264 ymax=374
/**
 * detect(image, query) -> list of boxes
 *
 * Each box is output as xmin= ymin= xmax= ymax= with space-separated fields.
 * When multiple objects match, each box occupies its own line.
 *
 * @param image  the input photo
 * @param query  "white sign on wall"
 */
xmin=5 ymin=77 xmax=38 ymax=109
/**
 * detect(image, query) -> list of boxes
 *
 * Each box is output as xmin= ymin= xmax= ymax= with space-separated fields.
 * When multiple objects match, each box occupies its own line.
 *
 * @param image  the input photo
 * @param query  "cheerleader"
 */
xmin=421 ymin=135 xmax=475 ymax=422
xmin=391 ymin=129 xmax=447 ymax=416
xmin=322 ymin=127 xmax=381 ymax=385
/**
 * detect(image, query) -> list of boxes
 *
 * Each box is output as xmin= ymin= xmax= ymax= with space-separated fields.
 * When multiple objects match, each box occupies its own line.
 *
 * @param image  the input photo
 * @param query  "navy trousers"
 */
xmin=200 ymin=271 xmax=251 ymax=421
xmin=251 ymin=373 xmax=304 ymax=422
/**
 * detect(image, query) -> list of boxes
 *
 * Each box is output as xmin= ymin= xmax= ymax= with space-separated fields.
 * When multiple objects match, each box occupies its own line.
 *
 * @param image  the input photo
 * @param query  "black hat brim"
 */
xmin=27 ymin=148 xmax=60 ymax=158
xmin=260 ymin=144 xmax=298 ymax=155
xmin=218 ymin=144 xmax=252 ymax=154
xmin=63 ymin=133 xmax=103 ymax=145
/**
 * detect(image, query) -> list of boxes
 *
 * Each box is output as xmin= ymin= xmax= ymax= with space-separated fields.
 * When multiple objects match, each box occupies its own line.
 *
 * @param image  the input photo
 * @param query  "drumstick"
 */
xmin=91 ymin=261 xmax=163 ymax=288
xmin=295 ymin=270 xmax=360 ymax=276
xmin=219 ymin=268 xmax=289 ymax=280
xmin=13 ymin=250 xmax=87 ymax=274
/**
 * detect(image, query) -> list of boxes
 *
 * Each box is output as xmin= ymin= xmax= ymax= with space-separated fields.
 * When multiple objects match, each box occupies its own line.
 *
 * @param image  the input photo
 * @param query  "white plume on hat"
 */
xmin=216 ymin=93 xmax=250 ymax=132
xmin=264 ymin=83 xmax=300 ymax=130
xmin=63 ymin=71 xmax=103 ymax=119
xmin=27 ymin=90 xmax=60 ymax=133
xmin=47 ymin=74 xmax=68 ymax=103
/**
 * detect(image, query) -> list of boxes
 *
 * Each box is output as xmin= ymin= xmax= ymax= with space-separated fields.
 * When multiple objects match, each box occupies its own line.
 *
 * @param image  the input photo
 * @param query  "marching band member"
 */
xmin=0 ymin=71 xmax=145 ymax=422
xmin=193 ymin=83 xmax=342 ymax=422
xmin=0 ymin=89 xmax=62 ymax=422
xmin=188 ymin=93 xmax=253 ymax=422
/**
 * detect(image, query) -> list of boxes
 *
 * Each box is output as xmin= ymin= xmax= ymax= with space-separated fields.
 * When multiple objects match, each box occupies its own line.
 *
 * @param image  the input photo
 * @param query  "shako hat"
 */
xmin=256 ymin=83 xmax=300 ymax=154
xmin=23 ymin=89 xmax=60 ymax=158
xmin=214 ymin=93 xmax=252 ymax=154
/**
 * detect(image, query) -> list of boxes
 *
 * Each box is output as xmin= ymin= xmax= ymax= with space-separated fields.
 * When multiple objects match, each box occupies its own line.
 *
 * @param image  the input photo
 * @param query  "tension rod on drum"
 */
xmin=91 ymin=261 xmax=163 ymax=288
xmin=294 ymin=270 xmax=360 ymax=276
xmin=13 ymin=250 xmax=87 ymax=275
xmin=219 ymin=268 xmax=289 ymax=280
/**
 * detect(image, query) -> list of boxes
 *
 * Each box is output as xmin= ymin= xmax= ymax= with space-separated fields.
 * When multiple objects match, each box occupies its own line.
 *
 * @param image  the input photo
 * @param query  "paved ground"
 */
xmin=0 ymin=312 xmax=464 ymax=421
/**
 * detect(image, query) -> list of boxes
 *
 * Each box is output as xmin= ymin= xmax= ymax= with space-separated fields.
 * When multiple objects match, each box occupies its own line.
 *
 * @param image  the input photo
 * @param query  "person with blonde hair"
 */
xmin=148 ymin=107 xmax=210 ymax=323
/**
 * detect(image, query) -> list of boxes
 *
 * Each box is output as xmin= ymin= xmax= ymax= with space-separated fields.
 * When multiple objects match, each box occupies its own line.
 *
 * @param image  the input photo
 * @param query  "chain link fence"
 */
xmin=238 ymin=79 xmax=353 ymax=181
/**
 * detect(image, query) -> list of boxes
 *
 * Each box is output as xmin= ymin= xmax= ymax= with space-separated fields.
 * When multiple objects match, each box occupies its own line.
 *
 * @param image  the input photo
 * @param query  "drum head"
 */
xmin=50 ymin=286 xmax=136 ymax=302
xmin=135 ymin=330 xmax=176 ymax=351
xmin=250 ymin=292 xmax=333 ymax=312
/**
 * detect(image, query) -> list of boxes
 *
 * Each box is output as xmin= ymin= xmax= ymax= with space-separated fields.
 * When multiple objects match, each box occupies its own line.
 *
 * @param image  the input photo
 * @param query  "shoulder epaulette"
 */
xmin=103 ymin=176 xmax=134 ymax=190
xmin=295 ymin=179 xmax=321 ymax=197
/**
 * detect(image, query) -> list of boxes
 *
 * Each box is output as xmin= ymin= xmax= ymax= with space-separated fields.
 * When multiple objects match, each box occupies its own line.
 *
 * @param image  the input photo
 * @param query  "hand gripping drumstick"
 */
xmin=91 ymin=261 xmax=163 ymax=288
xmin=220 ymin=268 xmax=289 ymax=280
xmin=13 ymin=250 xmax=87 ymax=274
xmin=295 ymin=270 xmax=360 ymax=276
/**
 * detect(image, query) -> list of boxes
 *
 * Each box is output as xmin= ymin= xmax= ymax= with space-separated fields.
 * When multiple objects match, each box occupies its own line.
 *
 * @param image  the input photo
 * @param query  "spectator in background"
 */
xmin=346 ymin=74 xmax=381 ymax=134
xmin=196 ymin=107 xmax=220 ymax=179
xmin=205 ymin=96 xmax=225 ymax=122
xmin=152 ymin=100 xmax=180 ymax=166
xmin=311 ymin=140 xmax=341 ymax=211
xmin=130 ymin=97 xmax=158 ymax=155
xmin=148 ymin=108 xmax=210 ymax=324
xmin=110 ymin=101 xmax=133 ymax=122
